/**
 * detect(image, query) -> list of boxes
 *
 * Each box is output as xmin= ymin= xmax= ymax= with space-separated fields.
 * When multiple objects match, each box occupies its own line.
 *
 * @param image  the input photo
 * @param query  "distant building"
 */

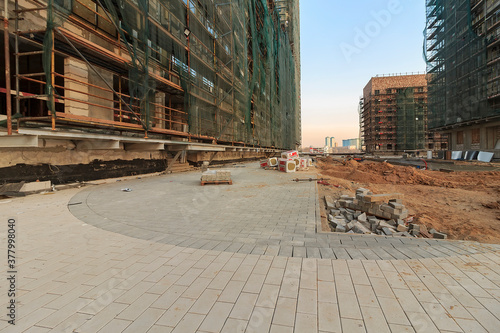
xmin=342 ymin=138 xmax=360 ymax=149
xmin=425 ymin=1 xmax=500 ymax=157
xmin=361 ymin=74 xmax=447 ymax=153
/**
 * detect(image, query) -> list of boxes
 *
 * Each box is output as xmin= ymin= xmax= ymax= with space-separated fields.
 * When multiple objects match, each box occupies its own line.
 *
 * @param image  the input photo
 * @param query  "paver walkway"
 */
xmin=1 ymin=163 xmax=499 ymax=332
xmin=70 ymin=164 xmax=500 ymax=260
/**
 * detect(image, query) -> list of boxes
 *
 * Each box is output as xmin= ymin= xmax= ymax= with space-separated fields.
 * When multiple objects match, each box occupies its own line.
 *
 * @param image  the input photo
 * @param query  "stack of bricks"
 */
xmin=325 ymin=188 xmax=414 ymax=237
xmin=326 ymin=188 xmax=448 ymax=239
xmin=339 ymin=188 xmax=409 ymax=220
xmin=201 ymin=170 xmax=231 ymax=182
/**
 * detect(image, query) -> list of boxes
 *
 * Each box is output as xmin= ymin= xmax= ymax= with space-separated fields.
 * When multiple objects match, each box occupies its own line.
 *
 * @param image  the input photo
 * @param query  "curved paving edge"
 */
xmin=68 ymin=166 xmax=500 ymax=260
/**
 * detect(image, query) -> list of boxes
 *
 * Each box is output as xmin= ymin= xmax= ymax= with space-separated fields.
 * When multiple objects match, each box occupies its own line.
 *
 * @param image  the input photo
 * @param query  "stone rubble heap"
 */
xmin=325 ymin=188 xmax=448 ymax=239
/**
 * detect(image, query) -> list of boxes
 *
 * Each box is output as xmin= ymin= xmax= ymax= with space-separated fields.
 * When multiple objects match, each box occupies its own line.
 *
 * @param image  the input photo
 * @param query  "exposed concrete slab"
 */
xmin=168 ymin=144 xmax=225 ymax=152
xmin=76 ymin=140 xmax=120 ymax=150
xmin=0 ymin=134 xmax=38 ymax=147
xmin=20 ymin=180 xmax=52 ymax=193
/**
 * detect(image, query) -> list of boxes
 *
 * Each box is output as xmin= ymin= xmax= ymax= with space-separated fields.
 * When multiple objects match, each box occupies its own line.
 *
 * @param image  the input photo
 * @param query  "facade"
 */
xmin=0 ymin=0 xmax=301 ymax=181
xmin=342 ymin=138 xmax=360 ymax=149
xmin=425 ymin=0 xmax=500 ymax=156
xmin=0 ymin=1 xmax=300 ymax=147
xmin=361 ymin=74 xmax=447 ymax=153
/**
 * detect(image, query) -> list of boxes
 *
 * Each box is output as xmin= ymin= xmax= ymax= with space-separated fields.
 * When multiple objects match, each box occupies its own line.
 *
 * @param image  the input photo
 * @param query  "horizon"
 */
xmin=299 ymin=0 xmax=427 ymax=147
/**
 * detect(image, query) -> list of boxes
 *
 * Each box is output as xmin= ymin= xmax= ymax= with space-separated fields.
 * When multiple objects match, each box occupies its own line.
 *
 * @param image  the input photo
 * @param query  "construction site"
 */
xmin=2 ymin=1 xmax=500 ymax=332
xmin=361 ymin=73 xmax=447 ymax=154
xmin=425 ymin=0 xmax=500 ymax=156
xmin=0 ymin=0 xmax=301 ymax=183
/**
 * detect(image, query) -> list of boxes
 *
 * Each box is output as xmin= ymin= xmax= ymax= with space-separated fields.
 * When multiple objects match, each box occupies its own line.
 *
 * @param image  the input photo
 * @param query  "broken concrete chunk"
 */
xmin=397 ymin=224 xmax=409 ymax=232
xmin=335 ymin=225 xmax=346 ymax=233
xmin=356 ymin=188 xmax=371 ymax=195
xmin=352 ymin=222 xmax=371 ymax=234
xmin=362 ymin=193 xmax=404 ymax=203
xmin=409 ymin=224 xmax=420 ymax=232
xmin=356 ymin=193 xmax=366 ymax=201
xmin=387 ymin=219 xmax=397 ymax=227
xmin=325 ymin=196 xmax=336 ymax=210
xmin=20 ymin=180 xmax=52 ymax=193
xmin=357 ymin=212 xmax=367 ymax=223
xmin=378 ymin=220 xmax=395 ymax=230
xmin=328 ymin=214 xmax=335 ymax=222
xmin=389 ymin=198 xmax=403 ymax=204
xmin=330 ymin=209 xmax=341 ymax=216
xmin=433 ymin=232 xmax=447 ymax=239
xmin=382 ymin=227 xmax=393 ymax=235
xmin=428 ymin=228 xmax=437 ymax=234
xmin=389 ymin=202 xmax=405 ymax=209
xmin=410 ymin=229 xmax=420 ymax=237
xmin=346 ymin=221 xmax=356 ymax=231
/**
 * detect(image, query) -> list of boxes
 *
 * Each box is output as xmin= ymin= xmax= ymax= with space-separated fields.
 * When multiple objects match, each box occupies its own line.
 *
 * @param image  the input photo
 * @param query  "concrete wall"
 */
xmin=0 ymin=146 xmax=165 ymax=168
xmin=187 ymin=151 xmax=270 ymax=164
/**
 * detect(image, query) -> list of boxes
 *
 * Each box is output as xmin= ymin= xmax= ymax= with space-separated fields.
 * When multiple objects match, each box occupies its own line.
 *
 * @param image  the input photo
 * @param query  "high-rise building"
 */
xmin=361 ymin=74 xmax=447 ymax=153
xmin=425 ymin=0 xmax=500 ymax=155
xmin=342 ymin=138 xmax=360 ymax=149
xmin=0 ymin=0 xmax=301 ymax=181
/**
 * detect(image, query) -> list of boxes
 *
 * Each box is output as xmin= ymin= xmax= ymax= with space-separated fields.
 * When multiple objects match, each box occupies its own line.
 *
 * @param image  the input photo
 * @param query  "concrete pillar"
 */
xmin=155 ymin=92 xmax=166 ymax=128
xmin=64 ymin=58 xmax=89 ymax=116
xmin=88 ymin=67 xmax=114 ymax=120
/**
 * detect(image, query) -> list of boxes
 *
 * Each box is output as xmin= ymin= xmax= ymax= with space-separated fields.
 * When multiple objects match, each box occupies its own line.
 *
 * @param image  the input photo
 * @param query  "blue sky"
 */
xmin=300 ymin=0 xmax=427 ymax=147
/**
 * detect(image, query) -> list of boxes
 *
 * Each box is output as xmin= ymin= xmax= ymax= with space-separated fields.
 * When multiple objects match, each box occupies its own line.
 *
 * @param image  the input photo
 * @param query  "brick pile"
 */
xmin=325 ymin=188 xmax=448 ymax=239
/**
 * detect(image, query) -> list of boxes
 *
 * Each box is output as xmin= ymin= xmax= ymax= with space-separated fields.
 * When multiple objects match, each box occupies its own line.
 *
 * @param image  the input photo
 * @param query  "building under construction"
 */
xmin=425 ymin=0 xmax=500 ymax=156
xmin=0 ymin=0 xmax=301 ymax=182
xmin=361 ymin=74 xmax=447 ymax=154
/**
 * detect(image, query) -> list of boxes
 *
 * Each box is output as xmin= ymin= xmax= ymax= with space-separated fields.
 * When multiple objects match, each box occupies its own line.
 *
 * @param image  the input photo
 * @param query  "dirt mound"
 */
xmin=315 ymin=157 xmax=500 ymax=243
xmin=318 ymin=159 xmax=497 ymax=189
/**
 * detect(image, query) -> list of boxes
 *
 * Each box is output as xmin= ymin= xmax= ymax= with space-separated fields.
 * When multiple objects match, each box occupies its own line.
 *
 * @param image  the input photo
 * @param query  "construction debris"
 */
xmin=201 ymin=170 xmax=233 ymax=186
xmin=0 ymin=180 xmax=54 ymax=197
xmin=325 ymin=188 xmax=448 ymax=239
xmin=261 ymin=151 xmax=313 ymax=173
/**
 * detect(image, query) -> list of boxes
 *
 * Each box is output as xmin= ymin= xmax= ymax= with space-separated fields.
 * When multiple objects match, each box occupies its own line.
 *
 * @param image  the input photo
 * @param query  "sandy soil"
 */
xmin=315 ymin=157 xmax=500 ymax=244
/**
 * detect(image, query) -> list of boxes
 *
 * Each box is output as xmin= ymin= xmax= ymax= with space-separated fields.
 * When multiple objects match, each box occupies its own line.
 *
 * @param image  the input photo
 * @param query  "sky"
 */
xmin=300 ymin=0 xmax=427 ymax=147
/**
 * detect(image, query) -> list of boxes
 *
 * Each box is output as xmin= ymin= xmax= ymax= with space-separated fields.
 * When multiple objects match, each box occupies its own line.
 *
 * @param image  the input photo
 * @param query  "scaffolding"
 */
xmin=361 ymin=75 xmax=440 ymax=153
xmin=395 ymin=88 xmax=426 ymax=150
xmin=425 ymin=0 xmax=500 ymax=130
xmin=1 ymin=0 xmax=300 ymax=149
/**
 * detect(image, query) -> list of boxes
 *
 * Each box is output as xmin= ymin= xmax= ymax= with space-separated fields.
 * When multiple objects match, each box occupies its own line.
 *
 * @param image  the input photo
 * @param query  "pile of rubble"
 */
xmin=260 ymin=150 xmax=313 ymax=173
xmin=325 ymin=188 xmax=447 ymax=239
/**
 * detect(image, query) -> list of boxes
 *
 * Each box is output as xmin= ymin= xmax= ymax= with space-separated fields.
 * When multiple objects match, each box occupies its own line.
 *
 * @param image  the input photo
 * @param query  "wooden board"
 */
xmin=201 ymin=180 xmax=233 ymax=186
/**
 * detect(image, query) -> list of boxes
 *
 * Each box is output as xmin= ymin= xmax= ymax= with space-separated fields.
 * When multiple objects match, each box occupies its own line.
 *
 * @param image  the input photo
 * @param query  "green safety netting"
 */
xmin=42 ymin=0 xmax=298 ymax=149
xmin=396 ymin=88 xmax=426 ymax=150
xmin=424 ymin=0 xmax=498 ymax=129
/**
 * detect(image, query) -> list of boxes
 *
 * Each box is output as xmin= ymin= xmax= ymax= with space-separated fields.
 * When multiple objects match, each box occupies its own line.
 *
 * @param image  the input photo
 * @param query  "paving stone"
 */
xmin=7 ymin=162 xmax=500 ymax=333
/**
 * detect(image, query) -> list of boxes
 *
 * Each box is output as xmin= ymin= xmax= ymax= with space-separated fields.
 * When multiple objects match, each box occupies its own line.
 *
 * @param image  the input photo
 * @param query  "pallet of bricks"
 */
xmin=260 ymin=151 xmax=313 ymax=172
xmin=200 ymin=170 xmax=232 ymax=186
